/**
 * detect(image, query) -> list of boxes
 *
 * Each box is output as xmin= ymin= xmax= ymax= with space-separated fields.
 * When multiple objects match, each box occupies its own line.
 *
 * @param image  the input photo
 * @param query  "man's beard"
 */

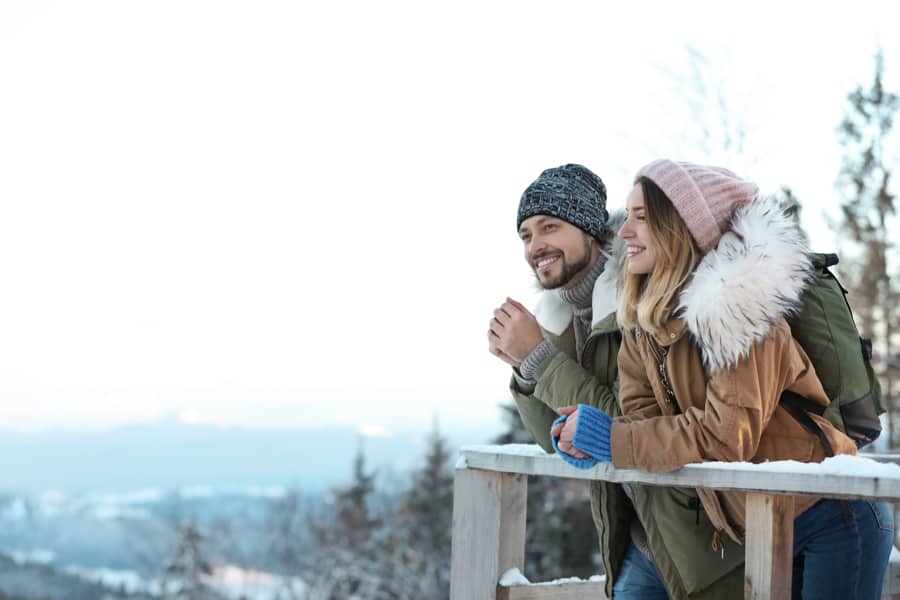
xmin=534 ymin=237 xmax=593 ymax=290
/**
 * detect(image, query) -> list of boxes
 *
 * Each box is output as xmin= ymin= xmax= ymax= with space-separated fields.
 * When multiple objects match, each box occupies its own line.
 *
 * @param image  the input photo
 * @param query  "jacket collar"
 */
xmin=534 ymin=211 xmax=626 ymax=336
xmin=677 ymin=195 xmax=812 ymax=373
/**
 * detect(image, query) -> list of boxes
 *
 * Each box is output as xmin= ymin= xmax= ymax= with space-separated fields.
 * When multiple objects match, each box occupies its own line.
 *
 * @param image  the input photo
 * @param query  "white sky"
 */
xmin=1 ymin=1 xmax=898 ymax=435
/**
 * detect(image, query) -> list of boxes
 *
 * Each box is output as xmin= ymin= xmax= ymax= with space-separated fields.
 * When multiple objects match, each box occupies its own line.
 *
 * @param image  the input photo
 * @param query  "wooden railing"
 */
xmin=449 ymin=444 xmax=900 ymax=600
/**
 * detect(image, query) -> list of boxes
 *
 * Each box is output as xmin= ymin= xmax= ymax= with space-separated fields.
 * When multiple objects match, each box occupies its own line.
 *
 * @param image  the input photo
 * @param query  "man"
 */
xmin=486 ymin=164 xmax=745 ymax=599
xmin=487 ymin=163 xmax=631 ymax=597
xmin=488 ymin=164 xmax=622 ymax=450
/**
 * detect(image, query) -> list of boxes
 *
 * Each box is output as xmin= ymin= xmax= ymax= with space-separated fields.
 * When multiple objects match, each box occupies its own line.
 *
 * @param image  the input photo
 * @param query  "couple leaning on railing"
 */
xmin=485 ymin=160 xmax=894 ymax=599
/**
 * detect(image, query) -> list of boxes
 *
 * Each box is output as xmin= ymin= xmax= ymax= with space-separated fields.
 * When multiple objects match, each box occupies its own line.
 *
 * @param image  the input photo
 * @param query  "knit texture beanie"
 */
xmin=636 ymin=159 xmax=759 ymax=253
xmin=517 ymin=164 xmax=609 ymax=240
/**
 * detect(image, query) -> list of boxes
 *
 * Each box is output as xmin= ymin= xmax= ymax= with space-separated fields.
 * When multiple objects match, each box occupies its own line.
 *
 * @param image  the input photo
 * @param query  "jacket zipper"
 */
xmin=646 ymin=335 xmax=676 ymax=406
xmin=649 ymin=331 xmax=730 ymax=560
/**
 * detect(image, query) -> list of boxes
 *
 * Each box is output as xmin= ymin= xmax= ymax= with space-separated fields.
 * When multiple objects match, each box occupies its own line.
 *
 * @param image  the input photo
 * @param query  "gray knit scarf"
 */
xmin=559 ymin=252 xmax=607 ymax=362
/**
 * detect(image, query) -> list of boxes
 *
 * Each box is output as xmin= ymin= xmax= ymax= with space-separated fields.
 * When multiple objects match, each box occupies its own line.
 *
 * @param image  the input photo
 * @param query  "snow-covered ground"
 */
xmin=207 ymin=566 xmax=306 ymax=600
xmin=55 ymin=561 xmax=307 ymax=600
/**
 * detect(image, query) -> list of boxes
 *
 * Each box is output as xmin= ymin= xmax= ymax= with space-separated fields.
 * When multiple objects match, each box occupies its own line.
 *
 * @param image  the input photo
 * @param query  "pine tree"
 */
xmin=831 ymin=48 xmax=900 ymax=447
xmin=161 ymin=517 xmax=221 ymax=600
xmin=403 ymin=420 xmax=453 ymax=556
xmin=392 ymin=420 xmax=455 ymax=599
xmin=332 ymin=440 xmax=380 ymax=549
xmin=306 ymin=440 xmax=390 ymax=599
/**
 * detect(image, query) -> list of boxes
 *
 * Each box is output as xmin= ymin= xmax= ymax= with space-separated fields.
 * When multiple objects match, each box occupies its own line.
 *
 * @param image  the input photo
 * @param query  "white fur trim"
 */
xmin=534 ymin=291 xmax=572 ymax=336
xmin=678 ymin=195 xmax=812 ymax=373
xmin=592 ymin=269 xmax=618 ymax=325
xmin=592 ymin=211 xmax=626 ymax=326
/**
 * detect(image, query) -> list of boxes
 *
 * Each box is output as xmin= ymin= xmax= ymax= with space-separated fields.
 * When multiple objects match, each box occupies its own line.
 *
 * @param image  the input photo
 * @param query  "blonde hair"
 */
xmin=618 ymin=177 xmax=702 ymax=333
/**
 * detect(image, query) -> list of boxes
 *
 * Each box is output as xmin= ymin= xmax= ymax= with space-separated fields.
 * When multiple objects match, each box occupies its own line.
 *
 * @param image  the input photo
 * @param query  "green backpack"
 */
xmin=781 ymin=253 xmax=884 ymax=452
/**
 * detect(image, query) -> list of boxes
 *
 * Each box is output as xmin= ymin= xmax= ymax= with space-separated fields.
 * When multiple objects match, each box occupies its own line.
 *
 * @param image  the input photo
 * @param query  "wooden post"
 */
xmin=744 ymin=493 xmax=794 ymax=600
xmin=450 ymin=467 xmax=527 ymax=600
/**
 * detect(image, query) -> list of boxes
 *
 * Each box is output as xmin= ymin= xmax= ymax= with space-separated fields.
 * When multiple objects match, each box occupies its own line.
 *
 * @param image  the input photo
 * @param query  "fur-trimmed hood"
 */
xmin=533 ymin=210 xmax=626 ymax=335
xmin=678 ymin=195 xmax=813 ymax=373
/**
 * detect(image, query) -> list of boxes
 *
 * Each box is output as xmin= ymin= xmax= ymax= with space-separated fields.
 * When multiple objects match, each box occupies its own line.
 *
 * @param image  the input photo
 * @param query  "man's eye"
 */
xmin=544 ymin=224 xmax=556 ymax=232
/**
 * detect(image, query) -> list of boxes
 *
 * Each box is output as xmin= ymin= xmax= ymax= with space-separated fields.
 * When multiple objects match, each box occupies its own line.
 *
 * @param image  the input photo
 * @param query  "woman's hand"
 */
xmin=551 ymin=405 xmax=588 ymax=459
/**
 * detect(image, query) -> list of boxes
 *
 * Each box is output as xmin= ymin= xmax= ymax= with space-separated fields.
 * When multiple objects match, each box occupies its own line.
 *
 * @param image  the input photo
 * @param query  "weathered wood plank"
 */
xmin=461 ymin=445 xmax=900 ymax=501
xmin=744 ymin=493 xmax=793 ymax=600
xmin=498 ymin=474 xmax=527 ymax=575
xmin=450 ymin=469 xmax=501 ymax=600
xmin=496 ymin=580 xmax=607 ymax=600
xmin=449 ymin=468 xmax=527 ymax=600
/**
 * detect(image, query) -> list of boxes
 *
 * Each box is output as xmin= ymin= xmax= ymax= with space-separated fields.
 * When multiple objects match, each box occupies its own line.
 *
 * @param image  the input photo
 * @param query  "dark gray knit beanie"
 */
xmin=517 ymin=164 xmax=609 ymax=240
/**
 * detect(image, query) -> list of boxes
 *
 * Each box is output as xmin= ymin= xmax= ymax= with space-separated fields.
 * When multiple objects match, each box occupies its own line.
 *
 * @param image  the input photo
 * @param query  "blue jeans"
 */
xmin=792 ymin=499 xmax=894 ymax=600
xmin=611 ymin=543 xmax=668 ymax=600
xmin=852 ymin=500 xmax=895 ymax=600
xmin=612 ymin=500 xmax=894 ymax=600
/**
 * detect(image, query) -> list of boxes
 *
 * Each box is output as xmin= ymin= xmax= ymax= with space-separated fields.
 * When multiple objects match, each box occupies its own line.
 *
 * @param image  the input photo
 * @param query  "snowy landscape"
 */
xmin=0 ymin=418 xmax=501 ymax=599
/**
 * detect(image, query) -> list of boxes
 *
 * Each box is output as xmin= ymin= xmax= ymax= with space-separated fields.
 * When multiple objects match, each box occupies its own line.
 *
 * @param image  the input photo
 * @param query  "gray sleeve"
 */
xmin=518 ymin=339 xmax=557 ymax=381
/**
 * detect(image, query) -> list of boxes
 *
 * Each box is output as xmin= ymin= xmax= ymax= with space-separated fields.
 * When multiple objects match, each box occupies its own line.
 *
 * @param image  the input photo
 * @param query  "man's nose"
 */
xmin=528 ymin=236 xmax=547 ymax=256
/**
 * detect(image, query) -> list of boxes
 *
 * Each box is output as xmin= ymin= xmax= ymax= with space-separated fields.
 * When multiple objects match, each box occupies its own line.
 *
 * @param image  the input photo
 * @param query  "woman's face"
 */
xmin=618 ymin=184 xmax=658 ymax=274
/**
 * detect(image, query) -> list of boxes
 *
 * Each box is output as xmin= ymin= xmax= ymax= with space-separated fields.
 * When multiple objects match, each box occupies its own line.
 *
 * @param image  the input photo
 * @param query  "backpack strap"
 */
xmin=782 ymin=391 xmax=855 ymax=524
xmin=780 ymin=390 xmax=835 ymax=457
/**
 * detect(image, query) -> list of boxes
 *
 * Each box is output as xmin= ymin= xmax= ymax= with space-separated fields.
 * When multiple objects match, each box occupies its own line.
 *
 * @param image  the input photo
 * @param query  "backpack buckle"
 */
xmin=860 ymin=337 xmax=873 ymax=361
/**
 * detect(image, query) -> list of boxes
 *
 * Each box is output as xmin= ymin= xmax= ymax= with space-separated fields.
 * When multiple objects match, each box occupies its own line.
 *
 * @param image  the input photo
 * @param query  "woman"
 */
xmin=551 ymin=159 xmax=894 ymax=599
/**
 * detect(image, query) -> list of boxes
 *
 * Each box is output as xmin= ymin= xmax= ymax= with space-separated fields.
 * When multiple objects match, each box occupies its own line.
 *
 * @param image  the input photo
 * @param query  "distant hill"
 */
xmin=0 ymin=551 xmax=155 ymax=600
xmin=0 ymin=418 xmax=500 ymax=494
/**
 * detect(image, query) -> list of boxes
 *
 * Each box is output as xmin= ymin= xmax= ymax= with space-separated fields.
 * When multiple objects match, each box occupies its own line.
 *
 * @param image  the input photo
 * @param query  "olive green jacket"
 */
xmin=510 ymin=307 xmax=635 ymax=598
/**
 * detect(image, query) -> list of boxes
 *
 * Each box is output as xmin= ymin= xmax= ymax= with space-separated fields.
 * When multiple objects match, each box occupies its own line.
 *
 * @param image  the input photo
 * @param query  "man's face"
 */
xmin=518 ymin=215 xmax=594 ymax=289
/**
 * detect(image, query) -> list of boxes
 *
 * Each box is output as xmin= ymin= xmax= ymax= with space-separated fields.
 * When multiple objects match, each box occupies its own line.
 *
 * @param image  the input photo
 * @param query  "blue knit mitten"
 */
xmin=551 ymin=404 xmax=612 ymax=470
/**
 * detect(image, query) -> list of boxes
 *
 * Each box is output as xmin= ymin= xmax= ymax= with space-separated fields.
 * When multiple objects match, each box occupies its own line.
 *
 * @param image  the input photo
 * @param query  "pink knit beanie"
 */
xmin=636 ymin=159 xmax=759 ymax=253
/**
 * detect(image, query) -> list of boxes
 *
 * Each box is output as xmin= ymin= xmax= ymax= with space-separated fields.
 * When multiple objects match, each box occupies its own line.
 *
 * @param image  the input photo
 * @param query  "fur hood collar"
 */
xmin=534 ymin=211 xmax=626 ymax=335
xmin=678 ymin=195 xmax=812 ymax=373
